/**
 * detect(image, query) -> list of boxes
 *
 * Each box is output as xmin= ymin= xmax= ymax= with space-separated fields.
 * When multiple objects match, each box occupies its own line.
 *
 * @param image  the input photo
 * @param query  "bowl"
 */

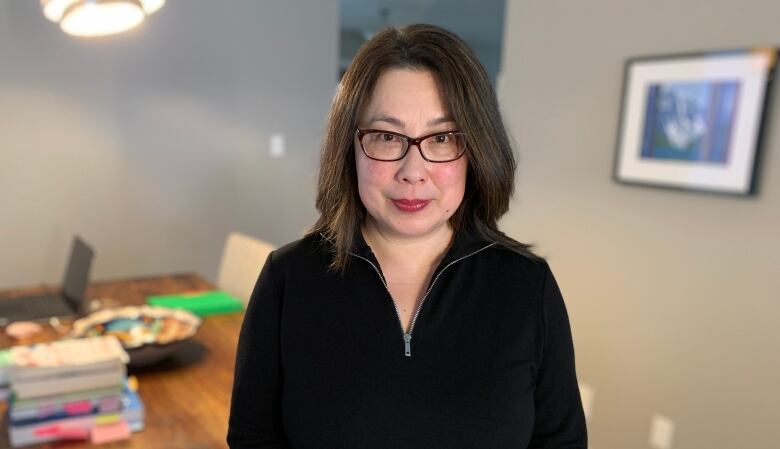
xmin=71 ymin=305 xmax=201 ymax=367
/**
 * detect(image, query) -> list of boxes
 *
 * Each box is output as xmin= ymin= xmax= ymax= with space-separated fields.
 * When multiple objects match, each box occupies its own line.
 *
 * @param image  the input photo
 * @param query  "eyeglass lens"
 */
xmin=361 ymin=132 xmax=465 ymax=162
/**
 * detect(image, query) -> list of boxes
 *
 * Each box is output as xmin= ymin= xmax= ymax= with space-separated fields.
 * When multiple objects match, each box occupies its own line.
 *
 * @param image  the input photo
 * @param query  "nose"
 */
xmin=396 ymin=142 xmax=428 ymax=184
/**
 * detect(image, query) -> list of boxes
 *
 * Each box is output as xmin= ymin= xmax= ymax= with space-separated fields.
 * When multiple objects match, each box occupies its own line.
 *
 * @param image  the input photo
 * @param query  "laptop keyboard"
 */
xmin=0 ymin=295 xmax=74 ymax=322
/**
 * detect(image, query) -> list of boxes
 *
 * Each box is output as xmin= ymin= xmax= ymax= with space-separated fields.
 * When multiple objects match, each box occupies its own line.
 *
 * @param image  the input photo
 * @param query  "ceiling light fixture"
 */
xmin=41 ymin=0 xmax=165 ymax=37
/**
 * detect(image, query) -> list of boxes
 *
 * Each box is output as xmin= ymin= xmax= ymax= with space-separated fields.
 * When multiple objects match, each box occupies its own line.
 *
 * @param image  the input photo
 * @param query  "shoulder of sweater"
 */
xmin=483 ymin=241 xmax=549 ymax=277
xmin=269 ymin=233 xmax=330 ymax=270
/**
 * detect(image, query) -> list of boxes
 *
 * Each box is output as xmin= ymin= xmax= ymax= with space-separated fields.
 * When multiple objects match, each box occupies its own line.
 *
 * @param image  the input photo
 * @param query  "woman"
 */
xmin=228 ymin=24 xmax=586 ymax=449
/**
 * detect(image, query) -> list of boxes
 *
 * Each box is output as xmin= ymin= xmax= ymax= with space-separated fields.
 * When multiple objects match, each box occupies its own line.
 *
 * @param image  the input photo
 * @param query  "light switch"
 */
xmin=579 ymin=383 xmax=594 ymax=420
xmin=270 ymin=133 xmax=285 ymax=158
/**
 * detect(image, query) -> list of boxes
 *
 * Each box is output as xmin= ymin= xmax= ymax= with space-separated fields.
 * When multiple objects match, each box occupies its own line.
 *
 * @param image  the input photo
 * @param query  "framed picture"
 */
xmin=614 ymin=48 xmax=777 ymax=195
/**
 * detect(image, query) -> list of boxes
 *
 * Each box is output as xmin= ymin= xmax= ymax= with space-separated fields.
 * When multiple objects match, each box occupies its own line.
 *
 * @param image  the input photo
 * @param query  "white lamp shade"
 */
xmin=41 ymin=0 xmax=165 ymax=37
xmin=140 ymin=0 xmax=164 ymax=15
xmin=42 ymin=0 xmax=79 ymax=22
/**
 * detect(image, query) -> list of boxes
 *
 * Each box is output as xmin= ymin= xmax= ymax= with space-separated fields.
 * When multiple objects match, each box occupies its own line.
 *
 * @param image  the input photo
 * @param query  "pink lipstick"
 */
xmin=392 ymin=199 xmax=430 ymax=212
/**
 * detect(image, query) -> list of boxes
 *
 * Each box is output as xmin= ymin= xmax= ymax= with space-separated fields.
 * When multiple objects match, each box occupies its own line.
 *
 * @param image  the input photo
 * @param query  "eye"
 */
xmin=434 ymin=134 xmax=450 ymax=144
xmin=381 ymin=133 xmax=396 ymax=142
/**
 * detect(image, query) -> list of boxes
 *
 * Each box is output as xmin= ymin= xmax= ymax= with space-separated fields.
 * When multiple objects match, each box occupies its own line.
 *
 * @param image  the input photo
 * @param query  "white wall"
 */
xmin=499 ymin=1 xmax=780 ymax=448
xmin=0 ymin=1 xmax=338 ymax=287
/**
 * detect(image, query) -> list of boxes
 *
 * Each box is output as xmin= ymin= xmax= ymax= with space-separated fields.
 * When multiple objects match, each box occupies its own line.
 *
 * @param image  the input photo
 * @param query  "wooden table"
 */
xmin=0 ymin=273 xmax=242 ymax=449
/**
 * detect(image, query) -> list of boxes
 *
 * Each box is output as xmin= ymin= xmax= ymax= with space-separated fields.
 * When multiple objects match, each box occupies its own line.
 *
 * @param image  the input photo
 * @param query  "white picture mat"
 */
xmin=616 ymin=52 xmax=771 ymax=194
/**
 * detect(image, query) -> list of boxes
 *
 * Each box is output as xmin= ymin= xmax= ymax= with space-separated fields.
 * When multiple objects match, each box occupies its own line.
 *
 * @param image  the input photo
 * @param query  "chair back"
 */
xmin=216 ymin=232 xmax=275 ymax=304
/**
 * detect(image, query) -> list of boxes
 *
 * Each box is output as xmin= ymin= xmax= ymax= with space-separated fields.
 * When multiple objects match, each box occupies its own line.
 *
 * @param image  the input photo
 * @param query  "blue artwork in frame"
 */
xmin=640 ymin=81 xmax=740 ymax=164
xmin=614 ymin=48 xmax=778 ymax=195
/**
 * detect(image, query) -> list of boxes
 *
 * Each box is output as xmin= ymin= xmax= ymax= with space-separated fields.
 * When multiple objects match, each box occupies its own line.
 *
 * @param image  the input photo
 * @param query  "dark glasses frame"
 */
xmin=356 ymin=128 xmax=468 ymax=163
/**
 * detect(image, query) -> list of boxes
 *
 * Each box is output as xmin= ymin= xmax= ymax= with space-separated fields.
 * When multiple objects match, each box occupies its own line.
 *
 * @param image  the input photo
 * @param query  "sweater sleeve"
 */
xmin=528 ymin=263 xmax=588 ymax=448
xmin=227 ymin=252 xmax=289 ymax=448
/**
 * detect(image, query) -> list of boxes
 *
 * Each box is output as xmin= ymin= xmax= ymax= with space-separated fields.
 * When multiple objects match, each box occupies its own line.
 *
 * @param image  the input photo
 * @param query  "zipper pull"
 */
xmin=403 ymin=333 xmax=412 ymax=357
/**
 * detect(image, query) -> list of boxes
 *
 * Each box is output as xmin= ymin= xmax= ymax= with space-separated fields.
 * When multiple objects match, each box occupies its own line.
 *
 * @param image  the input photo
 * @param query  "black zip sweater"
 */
xmin=227 ymin=230 xmax=587 ymax=449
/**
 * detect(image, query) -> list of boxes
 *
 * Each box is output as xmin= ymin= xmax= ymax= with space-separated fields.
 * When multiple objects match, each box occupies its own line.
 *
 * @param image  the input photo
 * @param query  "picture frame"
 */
xmin=614 ymin=48 xmax=777 ymax=195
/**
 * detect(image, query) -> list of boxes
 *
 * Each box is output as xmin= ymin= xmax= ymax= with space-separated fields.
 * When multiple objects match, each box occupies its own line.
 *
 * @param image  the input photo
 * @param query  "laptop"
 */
xmin=0 ymin=236 xmax=94 ymax=327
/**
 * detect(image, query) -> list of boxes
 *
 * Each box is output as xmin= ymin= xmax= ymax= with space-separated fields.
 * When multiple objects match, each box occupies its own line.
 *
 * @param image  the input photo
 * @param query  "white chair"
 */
xmin=216 ymin=232 xmax=276 ymax=305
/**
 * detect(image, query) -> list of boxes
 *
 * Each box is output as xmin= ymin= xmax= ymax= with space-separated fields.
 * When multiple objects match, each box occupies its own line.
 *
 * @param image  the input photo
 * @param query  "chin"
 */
xmin=387 ymin=219 xmax=450 ymax=240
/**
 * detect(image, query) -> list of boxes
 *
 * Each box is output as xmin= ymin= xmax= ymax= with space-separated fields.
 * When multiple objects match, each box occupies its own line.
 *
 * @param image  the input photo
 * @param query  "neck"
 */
xmin=362 ymin=219 xmax=454 ymax=271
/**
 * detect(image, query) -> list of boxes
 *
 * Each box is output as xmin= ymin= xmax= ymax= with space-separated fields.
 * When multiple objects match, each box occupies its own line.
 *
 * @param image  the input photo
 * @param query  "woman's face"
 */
xmin=355 ymin=68 xmax=467 ymax=241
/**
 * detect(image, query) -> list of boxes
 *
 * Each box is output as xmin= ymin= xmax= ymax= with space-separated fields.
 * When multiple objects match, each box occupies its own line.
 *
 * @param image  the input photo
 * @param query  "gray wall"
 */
xmin=0 ymin=1 xmax=338 ymax=288
xmin=499 ymin=1 xmax=779 ymax=448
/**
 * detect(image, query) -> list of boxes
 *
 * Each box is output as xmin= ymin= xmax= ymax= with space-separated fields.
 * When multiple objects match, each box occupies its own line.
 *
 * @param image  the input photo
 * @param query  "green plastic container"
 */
xmin=146 ymin=291 xmax=244 ymax=317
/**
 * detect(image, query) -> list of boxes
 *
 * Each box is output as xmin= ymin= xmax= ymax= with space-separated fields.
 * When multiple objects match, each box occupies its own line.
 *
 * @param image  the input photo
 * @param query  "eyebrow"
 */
xmin=367 ymin=115 xmax=455 ymax=128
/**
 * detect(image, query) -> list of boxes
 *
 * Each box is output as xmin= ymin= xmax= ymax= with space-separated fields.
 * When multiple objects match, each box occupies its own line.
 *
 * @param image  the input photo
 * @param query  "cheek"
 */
xmin=365 ymin=159 xmax=388 ymax=178
xmin=356 ymin=157 xmax=393 ymax=199
xmin=433 ymin=160 xmax=467 ymax=191
xmin=355 ymin=140 xmax=379 ymax=193
xmin=432 ymin=161 xmax=467 ymax=211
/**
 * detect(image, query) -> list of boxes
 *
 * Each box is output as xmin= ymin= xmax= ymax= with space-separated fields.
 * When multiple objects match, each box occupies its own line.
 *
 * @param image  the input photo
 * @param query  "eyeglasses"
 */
xmin=356 ymin=128 xmax=467 ymax=163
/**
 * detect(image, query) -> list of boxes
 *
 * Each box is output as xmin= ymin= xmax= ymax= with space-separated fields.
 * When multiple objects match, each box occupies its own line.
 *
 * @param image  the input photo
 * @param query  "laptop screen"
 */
xmin=61 ymin=236 xmax=94 ymax=313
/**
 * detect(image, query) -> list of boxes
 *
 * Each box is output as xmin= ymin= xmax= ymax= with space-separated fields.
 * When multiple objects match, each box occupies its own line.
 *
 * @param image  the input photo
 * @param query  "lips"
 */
xmin=392 ymin=199 xmax=430 ymax=212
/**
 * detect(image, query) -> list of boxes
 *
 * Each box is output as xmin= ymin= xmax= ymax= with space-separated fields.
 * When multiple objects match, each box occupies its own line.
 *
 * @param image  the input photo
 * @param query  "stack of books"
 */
xmin=0 ymin=348 xmax=10 ymax=401
xmin=3 ymin=336 xmax=144 ymax=447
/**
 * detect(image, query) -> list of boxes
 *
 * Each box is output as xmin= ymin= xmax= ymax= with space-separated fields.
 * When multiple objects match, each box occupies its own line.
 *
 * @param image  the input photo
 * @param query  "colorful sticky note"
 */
xmin=91 ymin=420 xmax=131 ymax=444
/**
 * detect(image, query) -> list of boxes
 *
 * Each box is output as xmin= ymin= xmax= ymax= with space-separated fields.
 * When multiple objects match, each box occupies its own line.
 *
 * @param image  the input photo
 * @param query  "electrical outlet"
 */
xmin=649 ymin=414 xmax=674 ymax=449
xmin=579 ymin=383 xmax=594 ymax=420
xmin=270 ymin=133 xmax=285 ymax=158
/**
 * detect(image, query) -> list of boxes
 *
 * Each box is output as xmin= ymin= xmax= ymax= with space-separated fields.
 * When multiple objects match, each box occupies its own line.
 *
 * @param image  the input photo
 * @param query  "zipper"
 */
xmin=351 ymin=242 xmax=496 ymax=357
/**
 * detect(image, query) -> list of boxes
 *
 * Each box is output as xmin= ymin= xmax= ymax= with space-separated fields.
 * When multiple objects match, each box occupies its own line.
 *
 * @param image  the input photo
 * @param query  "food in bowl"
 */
xmin=71 ymin=306 xmax=201 ymax=357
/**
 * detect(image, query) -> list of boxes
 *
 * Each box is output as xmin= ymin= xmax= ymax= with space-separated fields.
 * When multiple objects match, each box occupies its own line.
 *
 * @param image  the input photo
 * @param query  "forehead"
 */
xmin=359 ymin=68 xmax=449 ymax=123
